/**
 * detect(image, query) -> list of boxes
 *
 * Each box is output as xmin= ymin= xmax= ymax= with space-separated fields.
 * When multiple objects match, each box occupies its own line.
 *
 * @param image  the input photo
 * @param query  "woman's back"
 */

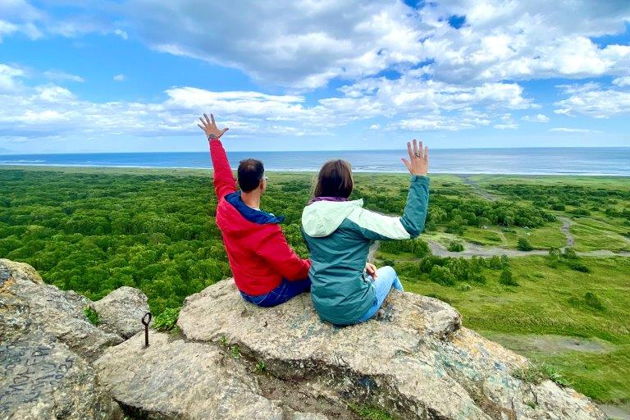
xmin=302 ymin=175 xmax=429 ymax=325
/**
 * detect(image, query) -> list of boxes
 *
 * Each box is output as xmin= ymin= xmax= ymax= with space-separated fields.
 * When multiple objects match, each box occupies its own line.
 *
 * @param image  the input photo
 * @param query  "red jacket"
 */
xmin=209 ymin=138 xmax=310 ymax=295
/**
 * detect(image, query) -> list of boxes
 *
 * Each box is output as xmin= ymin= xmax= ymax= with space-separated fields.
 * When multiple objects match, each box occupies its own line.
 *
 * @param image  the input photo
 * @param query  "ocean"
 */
xmin=0 ymin=147 xmax=629 ymax=176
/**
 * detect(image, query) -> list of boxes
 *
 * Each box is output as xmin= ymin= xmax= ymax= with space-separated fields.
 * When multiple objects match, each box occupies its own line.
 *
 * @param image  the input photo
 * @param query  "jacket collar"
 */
xmin=225 ymin=191 xmax=285 ymax=224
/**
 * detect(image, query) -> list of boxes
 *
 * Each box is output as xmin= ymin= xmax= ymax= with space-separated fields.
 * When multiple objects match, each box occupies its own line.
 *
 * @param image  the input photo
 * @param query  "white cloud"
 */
xmin=114 ymin=0 xmax=630 ymax=88
xmin=388 ymin=109 xmax=492 ymax=131
xmin=0 ymin=63 xmax=25 ymax=92
xmin=2 ymin=1 xmax=630 ymax=92
xmin=494 ymin=123 xmax=518 ymax=129
xmin=337 ymin=75 xmax=533 ymax=114
xmin=522 ymin=113 xmax=550 ymax=123
xmin=43 ymin=70 xmax=84 ymax=83
xmin=419 ymin=1 xmax=630 ymax=84
xmin=123 ymin=0 xmax=428 ymax=89
xmin=549 ymin=127 xmax=602 ymax=133
xmin=0 ymin=0 xmax=43 ymax=40
xmin=554 ymin=83 xmax=630 ymax=118
xmin=0 ymin=62 xmax=534 ymax=141
xmin=612 ymin=76 xmax=630 ymax=87
xmin=113 ymin=74 xmax=126 ymax=82
xmin=113 ymin=28 xmax=128 ymax=39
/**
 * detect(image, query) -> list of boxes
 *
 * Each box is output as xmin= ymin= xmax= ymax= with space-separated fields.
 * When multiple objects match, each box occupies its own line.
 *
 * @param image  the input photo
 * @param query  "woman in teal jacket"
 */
xmin=301 ymin=140 xmax=430 ymax=325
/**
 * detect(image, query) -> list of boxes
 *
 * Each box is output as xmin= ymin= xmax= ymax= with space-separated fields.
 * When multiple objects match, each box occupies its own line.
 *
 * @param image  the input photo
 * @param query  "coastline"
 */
xmin=2 ymin=164 xmax=630 ymax=179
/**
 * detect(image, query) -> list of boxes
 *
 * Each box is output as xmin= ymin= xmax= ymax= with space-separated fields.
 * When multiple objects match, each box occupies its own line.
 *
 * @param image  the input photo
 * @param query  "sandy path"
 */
xmin=559 ymin=216 xmax=575 ymax=248
xmin=426 ymin=240 xmax=630 ymax=259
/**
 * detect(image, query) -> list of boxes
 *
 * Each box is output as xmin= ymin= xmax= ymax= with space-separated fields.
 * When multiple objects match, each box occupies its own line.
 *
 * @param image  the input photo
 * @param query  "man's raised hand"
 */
xmin=198 ymin=113 xmax=229 ymax=140
xmin=401 ymin=139 xmax=429 ymax=176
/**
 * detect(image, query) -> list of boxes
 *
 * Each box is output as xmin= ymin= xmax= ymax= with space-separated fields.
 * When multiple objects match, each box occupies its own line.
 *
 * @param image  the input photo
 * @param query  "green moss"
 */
xmin=348 ymin=403 xmax=395 ymax=420
xmin=512 ymin=363 xmax=570 ymax=387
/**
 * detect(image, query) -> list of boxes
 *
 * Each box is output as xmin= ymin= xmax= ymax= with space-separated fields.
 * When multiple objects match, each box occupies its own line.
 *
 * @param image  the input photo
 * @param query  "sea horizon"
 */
xmin=1 ymin=146 xmax=629 ymax=176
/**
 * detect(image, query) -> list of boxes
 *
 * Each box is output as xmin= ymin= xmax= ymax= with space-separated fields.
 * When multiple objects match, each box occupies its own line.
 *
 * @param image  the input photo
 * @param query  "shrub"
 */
xmin=419 ymin=256 xmax=444 ymax=274
xmin=447 ymin=241 xmax=464 ymax=252
xmin=445 ymin=222 xmax=465 ymax=235
xmin=584 ymin=292 xmax=604 ymax=310
xmin=153 ymin=307 xmax=180 ymax=331
xmin=499 ymin=269 xmax=518 ymax=286
xmin=429 ymin=265 xmax=456 ymax=286
xmin=84 ymin=306 xmax=100 ymax=326
xmin=380 ymin=238 xmax=429 ymax=258
xmin=487 ymin=256 xmax=503 ymax=270
xmin=381 ymin=258 xmax=395 ymax=267
xmin=547 ymin=248 xmax=561 ymax=268
xmin=567 ymin=260 xmax=591 ymax=273
xmin=517 ymin=237 xmax=533 ymax=251
xmin=562 ymin=248 xmax=578 ymax=259
xmin=458 ymin=283 xmax=472 ymax=291
xmin=570 ymin=208 xmax=591 ymax=216
xmin=469 ymin=272 xmax=487 ymax=284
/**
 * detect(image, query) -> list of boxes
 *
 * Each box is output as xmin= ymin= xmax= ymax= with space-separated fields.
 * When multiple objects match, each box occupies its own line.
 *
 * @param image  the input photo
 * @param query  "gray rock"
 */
xmin=0 ymin=258 xmax=123 ymax=361
xmin=92 ymin=286 xmax=150 ymax=338
xmin=176 ymin=279 xmax=604 ymax=420
xmin=0 ymin=333 xmax=121 ymax=420
xmin=95 ymin=331 xmax=330 ymax=419
xmin=0 ymin=259 xmax=123 ymax=419
xmin=1 ymin=259 xmax=606 ymax=419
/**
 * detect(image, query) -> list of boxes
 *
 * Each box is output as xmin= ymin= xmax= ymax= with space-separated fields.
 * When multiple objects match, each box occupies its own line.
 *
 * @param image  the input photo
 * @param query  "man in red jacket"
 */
xmin=198 ymin=113 xmax=311 ymax=307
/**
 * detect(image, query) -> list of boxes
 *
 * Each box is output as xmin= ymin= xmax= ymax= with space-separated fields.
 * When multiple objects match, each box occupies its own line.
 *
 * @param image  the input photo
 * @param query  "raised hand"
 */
xmin=197 ymin=113 xmax=229 ymax=140
xmin=401 ymin=139 xmax=429 ymax=176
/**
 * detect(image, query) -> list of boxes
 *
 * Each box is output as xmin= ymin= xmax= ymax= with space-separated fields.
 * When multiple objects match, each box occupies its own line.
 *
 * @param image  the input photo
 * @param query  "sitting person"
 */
xmin=301 ymin=140 xmax=429 ymax=325
xmin=198 ymin=113 xmax=310 ymax=307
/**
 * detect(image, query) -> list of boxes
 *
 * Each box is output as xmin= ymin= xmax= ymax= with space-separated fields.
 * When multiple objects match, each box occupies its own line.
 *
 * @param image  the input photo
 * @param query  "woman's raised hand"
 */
xmin=198 ymin=113 xmax=229 ymax=140
xmin=401 ymin=139 xmax=429 ymax=176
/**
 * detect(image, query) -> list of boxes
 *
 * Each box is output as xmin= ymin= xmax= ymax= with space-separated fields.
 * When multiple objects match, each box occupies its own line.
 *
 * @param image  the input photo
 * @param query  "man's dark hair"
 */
xmin=237 ymin=159 xmax=264 ymax=192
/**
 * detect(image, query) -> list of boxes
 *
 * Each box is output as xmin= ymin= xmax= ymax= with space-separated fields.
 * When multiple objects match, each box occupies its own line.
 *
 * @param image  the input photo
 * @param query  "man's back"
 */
xmin=204 ymin=129 xmax=310 ymax=297
xmin=215 ymin=187 xmax=309 ymax=295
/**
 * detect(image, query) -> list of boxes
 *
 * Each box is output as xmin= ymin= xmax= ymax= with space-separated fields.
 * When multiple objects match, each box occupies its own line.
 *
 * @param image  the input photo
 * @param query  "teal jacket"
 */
xmin=301 ymin=175 xmax=430 ymax=325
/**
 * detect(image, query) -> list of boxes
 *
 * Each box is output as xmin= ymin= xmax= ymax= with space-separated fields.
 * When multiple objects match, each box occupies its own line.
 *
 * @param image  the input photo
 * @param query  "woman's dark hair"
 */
xmin=313 ymin=159 xmax=353 ymax=198
xmin=238 ymin=159 xmax=264 ymax=192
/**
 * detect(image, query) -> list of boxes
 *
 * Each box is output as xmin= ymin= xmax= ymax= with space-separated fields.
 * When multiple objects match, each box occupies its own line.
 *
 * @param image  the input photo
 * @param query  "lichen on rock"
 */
xmin=0 ymin=259 xmax=124 ymax=419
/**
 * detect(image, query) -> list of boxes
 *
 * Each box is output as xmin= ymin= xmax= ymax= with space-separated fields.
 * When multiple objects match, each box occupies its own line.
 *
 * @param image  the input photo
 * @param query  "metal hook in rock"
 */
xmin=141 ymin=312 xmax=152 ymax=348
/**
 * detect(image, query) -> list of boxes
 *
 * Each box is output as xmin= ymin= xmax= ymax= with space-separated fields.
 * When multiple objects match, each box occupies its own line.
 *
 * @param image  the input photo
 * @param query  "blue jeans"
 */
xmin=240 ymin=277 xmax=311 ymax=307
xmin=356 ymin=266 xmax=404 ymax=323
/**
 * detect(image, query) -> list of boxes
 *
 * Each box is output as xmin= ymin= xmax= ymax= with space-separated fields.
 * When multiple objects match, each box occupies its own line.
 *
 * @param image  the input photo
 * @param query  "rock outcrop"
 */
xmin=0 ymin=259 xmax=147 ymax=419
xmin=0 ymin=259 xmax=123 ymax=361
xmin=1 ymin=259 xmax=605 ymax=419
xmin=91 ymin=286 xmax=150 ymax=338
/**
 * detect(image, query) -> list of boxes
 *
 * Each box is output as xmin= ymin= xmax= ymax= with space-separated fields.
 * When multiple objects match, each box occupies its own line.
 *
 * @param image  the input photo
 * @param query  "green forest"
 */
xmin=1 ymin=166 xmax=629 ymax=406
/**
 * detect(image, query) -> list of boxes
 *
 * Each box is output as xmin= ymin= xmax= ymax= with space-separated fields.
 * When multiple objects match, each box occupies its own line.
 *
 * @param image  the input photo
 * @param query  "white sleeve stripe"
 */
xmin=347 ymin=208 xmax=411 ymax=240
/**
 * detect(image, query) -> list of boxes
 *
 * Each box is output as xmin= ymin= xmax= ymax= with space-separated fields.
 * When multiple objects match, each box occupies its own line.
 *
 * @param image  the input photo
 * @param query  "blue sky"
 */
xmin=0 ymin=0 xmax=629 ymax=153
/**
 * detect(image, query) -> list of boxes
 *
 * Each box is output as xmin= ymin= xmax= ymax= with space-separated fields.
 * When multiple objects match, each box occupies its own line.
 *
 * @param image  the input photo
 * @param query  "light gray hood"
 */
xmin=301 ymin=199 xmax=363 ymax=237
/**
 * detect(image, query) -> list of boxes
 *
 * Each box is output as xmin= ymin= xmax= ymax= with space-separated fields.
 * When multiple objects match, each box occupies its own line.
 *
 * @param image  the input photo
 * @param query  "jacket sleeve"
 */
xmin=208 ymin=138 xmax=237 ymax=199
xmin=348 ymin=175 xmax=430 ymax=241
xmin=255 ymin=226 xmax=311 ymax=280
